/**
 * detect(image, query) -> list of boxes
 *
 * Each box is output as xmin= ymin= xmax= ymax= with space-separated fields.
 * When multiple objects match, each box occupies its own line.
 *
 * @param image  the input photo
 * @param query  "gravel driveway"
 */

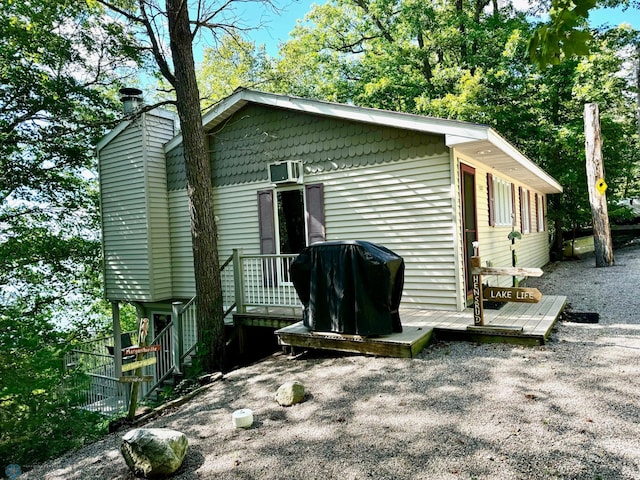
xmin=22 ymin=245 xmax=640 ymax=480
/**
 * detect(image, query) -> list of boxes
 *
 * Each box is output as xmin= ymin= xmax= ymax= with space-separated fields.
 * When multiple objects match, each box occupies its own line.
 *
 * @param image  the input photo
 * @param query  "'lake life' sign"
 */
xmin=471 ymin=256 xmax=544 ymax=325
xmin=483 ymin=286 xmax=542 ymax=303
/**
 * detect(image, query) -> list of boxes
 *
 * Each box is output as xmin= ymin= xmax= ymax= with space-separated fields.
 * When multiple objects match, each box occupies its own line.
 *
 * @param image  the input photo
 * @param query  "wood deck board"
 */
xmin=276 ymin=322 xmax=433 ymax=358
xmin=272 ymin=296 xmax=566 ymax=357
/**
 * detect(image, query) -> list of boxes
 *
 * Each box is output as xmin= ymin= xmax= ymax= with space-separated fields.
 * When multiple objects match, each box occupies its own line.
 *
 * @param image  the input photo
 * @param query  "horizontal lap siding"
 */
xmin=99 ymin=113 xmax=174 ymax=302
xmin=168 ymin=191 xmax=195 ymax=297
xmin=309 ymin=155 xmax=458 ymax=310
xmin=145 ymin=115 xmax=175 ymax=299
xmin=456 ymin=153 xmax=550 ymax=289
xmin=168 ymin=183 xmax=262 ymax=299
xmin=213 ymin=183 xmax=263 ymax=258
xmin=100 ymin=121 xmax=151 ymax=301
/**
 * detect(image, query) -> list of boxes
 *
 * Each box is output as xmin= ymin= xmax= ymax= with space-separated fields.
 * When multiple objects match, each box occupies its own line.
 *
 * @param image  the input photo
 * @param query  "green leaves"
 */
xmin=528 ymin=0 xmax=597 ymax=67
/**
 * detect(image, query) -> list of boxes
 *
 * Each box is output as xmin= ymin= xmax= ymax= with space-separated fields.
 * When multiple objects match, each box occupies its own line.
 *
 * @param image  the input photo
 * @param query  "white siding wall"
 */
xmin=168 ymin=182 xmax=266 ymax=298
xmin=146 ymin=114 xmax=175 ymax=299
xmin=309 ymin=154 xmax=458 ymax=310
xmin=99 ymin=112 xmax=174 ymax=301
xmin=168 ymin=154 xmax=458 ymax=310
xmin=454 ymin=152 xmax=550 ymax=290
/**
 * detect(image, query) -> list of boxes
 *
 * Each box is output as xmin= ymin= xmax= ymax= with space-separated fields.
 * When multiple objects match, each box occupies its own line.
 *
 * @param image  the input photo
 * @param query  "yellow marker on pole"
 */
xmin=596 ymin=178 xmax=607 ymax=195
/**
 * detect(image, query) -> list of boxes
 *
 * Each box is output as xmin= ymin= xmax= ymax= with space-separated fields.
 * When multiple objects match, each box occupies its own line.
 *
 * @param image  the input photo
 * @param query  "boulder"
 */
xmin=121 ymin=428 xmax=188 ymax=478
xmin=275 ymin=381 xmax=305 ymax=406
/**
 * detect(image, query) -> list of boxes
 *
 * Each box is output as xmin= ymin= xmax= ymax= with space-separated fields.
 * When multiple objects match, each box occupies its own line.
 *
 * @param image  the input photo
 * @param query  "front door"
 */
xmin=460 ymin=164 xmax=478 ymax=301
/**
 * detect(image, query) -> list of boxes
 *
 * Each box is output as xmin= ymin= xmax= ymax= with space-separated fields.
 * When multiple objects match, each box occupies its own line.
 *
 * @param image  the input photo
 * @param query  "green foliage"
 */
xmin=528 ymin=0 xmax=596 ymax=66
xmin=0 ymin=311 xmax=109 ymax=467
xmin=197 ymin=35 xmax=271 ymax=110
xmin=1 ymin=0 xmax=143 ymax=468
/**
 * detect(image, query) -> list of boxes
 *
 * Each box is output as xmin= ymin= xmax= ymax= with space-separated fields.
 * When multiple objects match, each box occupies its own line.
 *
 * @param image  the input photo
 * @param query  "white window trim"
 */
xmin=493 ymin=176 xmax=513 ymax=227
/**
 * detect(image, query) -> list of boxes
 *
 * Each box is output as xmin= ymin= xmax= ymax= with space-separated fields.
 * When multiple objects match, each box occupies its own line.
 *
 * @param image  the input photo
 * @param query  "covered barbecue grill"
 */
xmin=290 ymin=240 xmax=404 ymax=336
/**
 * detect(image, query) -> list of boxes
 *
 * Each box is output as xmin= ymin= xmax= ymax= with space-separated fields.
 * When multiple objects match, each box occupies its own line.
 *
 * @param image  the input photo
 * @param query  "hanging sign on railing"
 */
xmin=123 ymin=345 xmax=161 ymax=356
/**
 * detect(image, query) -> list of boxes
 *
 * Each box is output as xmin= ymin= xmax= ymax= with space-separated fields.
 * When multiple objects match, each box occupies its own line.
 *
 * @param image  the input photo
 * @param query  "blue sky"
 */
xmin=243 ymin=1 xmax=640 ymax=57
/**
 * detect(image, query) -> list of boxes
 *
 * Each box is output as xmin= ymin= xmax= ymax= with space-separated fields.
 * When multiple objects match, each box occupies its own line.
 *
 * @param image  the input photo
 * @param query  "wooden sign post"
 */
xmin=471 ymin=256 xmax=484 ymax=326
xmin=470 ymin=257 xmax=544 ymax=327
xmin=122 ymin=318 xmax=160 ymax=420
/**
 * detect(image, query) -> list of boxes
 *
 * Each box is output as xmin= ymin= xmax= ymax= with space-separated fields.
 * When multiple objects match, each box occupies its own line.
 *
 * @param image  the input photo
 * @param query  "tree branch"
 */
xmin=352 ymin=0 xmax=395 ymax=43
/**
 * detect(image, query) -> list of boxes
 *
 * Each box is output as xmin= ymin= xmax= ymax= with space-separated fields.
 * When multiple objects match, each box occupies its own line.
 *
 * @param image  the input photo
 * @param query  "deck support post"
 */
xmin=112 ymin=301 xmax=122 ymax=378
xmin=172 ymin=301 xmax=183 ymax=375
xmin=233 ymin=248 xmax=245 ymax=313
xmin=471 ymin=256 xmax=484 ymax=326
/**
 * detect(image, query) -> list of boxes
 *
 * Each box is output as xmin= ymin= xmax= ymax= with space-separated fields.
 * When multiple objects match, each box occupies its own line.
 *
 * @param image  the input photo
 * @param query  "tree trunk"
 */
xmin=167 ymin=0 xmax=225 ymax=372
xmin=584 ymin=103 xmax=614 ymax=268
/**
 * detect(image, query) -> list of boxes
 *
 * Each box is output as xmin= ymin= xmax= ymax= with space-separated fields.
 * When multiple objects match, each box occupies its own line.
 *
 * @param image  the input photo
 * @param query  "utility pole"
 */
xmin=584 ymin=103 xmax=614 ymax=267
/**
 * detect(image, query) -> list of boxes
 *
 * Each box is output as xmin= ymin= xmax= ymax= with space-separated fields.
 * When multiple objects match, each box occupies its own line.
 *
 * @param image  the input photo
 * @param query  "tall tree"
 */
xmin=197 ymin=35 xmax=270 ymax=109
xmin=97 ymin=0 xmax=275 ymax=372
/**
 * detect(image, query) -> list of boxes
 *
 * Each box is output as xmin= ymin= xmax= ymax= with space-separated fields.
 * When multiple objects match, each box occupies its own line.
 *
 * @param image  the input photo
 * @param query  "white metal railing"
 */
xmin=65 ymin=331 xmax=138 ymax=415
xmin=177 ymin=296 xmax=197 ymax=362
xmin=233 ymin=250 xmax=303 ymax=313
xmin=146 ymin=322 xmax=175 ymax=395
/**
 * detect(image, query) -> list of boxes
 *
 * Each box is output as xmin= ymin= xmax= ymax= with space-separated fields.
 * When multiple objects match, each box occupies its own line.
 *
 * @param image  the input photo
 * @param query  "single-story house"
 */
xmin=97 ymin=87 xmax=562 ymax=359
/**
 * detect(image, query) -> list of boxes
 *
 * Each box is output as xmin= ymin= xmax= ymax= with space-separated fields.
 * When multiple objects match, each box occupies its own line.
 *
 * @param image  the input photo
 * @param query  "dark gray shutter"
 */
xmin=511 ymin=183 xmax=517 ymax=227
xmin=305 ymin=183 xmax=325 ymax=245
xmin=257 ymin=190 xmax=276 ymax=254
xmin=257 ymin=190 xmax=277 ymax=286
xmin=487 ymin=173 xmax=495 ymax=226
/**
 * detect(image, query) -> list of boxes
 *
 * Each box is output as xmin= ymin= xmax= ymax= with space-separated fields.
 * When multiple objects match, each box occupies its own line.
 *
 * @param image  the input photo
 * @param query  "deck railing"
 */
xmin=69 ymin=251 xmax=303 ymax=416
xmin=233 ymin=249 xmax=303 ymax=314
xmin=64 ymin=331 xmax=138 ymax=415
xmin=146 ymin=322 xmax=175 ymax=395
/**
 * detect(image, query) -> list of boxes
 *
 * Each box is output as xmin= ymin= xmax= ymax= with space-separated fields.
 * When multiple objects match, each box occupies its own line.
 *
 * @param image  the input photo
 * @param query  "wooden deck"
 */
xmin=275 ymin=295 xmax=567 ymax=358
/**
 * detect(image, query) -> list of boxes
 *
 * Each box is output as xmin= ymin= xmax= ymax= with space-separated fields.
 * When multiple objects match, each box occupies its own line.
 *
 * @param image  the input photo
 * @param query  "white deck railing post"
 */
xmin=233 ymin=248 xmax=245 ymax=313
xmin=171 ymin=301 xmax=183 ymax=375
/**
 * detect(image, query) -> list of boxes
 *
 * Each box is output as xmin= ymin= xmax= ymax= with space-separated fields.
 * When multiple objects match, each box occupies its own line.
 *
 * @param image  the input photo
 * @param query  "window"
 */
xmin=487 ymin=173 xmax=514 ymax=227
xmin=257 ymin=185 xmax=326 ymax=284
xmin=520 ymin=187 xmax=531 ymax=234
xmin=276 ymin=189 xmax=306 ymax=254
xmin=258 ymin=184 xmax=325 ymax=256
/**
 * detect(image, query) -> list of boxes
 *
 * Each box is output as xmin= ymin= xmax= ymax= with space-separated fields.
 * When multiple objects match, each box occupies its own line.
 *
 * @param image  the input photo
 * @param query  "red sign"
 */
xmin=123 ymin=345 xmax=161 ymax=356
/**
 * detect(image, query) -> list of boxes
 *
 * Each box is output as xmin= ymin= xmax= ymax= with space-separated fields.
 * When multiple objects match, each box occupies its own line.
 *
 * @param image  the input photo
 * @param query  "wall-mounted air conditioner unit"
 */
xmin=269 ymin=161 xmax=302 ymax=184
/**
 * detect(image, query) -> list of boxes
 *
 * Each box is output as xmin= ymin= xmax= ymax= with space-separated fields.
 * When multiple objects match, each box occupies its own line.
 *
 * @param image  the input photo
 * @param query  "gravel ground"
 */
xmin=21 ymin=245 xmax=640 ymax=480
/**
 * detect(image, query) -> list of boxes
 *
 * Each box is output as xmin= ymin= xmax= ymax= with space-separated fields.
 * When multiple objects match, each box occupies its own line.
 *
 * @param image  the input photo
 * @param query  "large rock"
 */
xmin=121 ymin=428 xmax=188 ymax=478
xmin=275 ymin=381 xmax=306 ymax=406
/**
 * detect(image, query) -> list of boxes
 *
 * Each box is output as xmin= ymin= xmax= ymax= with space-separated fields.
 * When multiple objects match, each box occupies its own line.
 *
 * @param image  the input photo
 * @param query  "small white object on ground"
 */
xmin=232 ymin=408 xmax=254 ymax=428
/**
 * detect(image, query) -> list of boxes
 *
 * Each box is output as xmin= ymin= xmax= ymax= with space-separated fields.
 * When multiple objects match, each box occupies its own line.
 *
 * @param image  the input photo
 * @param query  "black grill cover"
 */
xmin=290 ymin=240 xmax=404 ymax=335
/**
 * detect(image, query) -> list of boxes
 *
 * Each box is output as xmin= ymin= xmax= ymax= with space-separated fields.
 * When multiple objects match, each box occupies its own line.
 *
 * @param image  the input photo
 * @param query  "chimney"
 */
xmin=119 ymin=87 xmax=143 ymax=114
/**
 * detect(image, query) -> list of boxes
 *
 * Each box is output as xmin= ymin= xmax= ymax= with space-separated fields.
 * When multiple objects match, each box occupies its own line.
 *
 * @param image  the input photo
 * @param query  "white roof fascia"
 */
xmin=486 ymin=129 xmax=563 ymax=193
xmin=97 ymin=108 xmax=176 ymax=153
xmin=97 ymin=120 xmax=131 ymax=152
xmin=162 ymin=88 xmax=562 ymax=193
